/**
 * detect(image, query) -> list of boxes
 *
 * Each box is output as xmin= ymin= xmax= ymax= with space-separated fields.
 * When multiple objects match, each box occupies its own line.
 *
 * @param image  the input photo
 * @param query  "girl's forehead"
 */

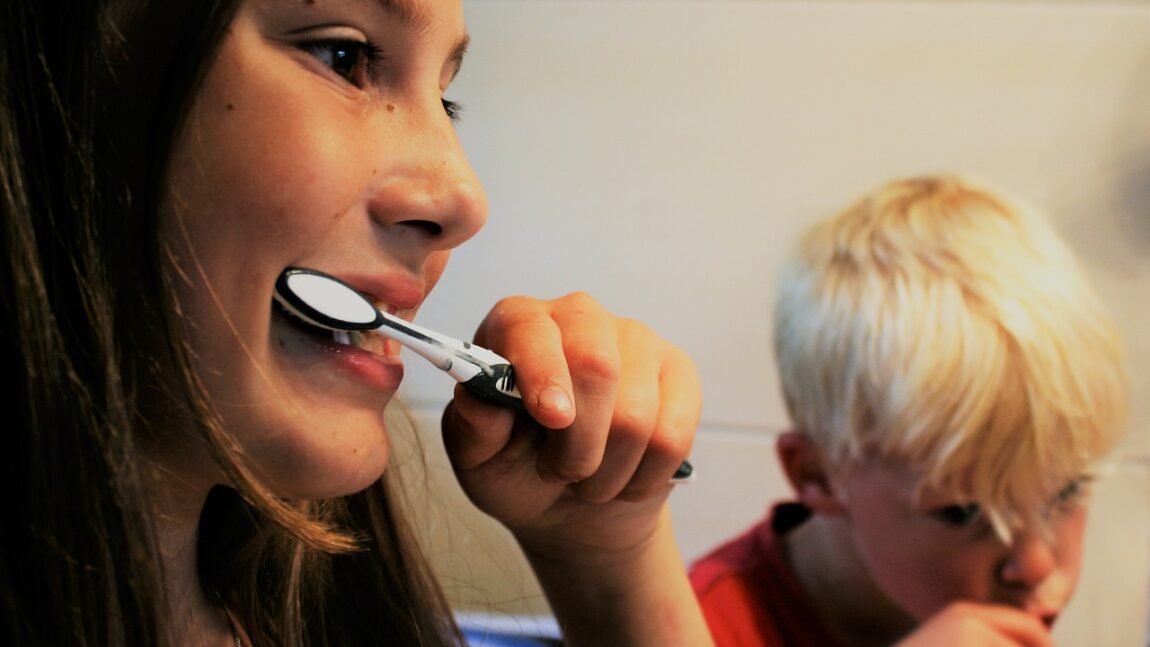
xmin=259 ymin=0 xmax=461 ymax=22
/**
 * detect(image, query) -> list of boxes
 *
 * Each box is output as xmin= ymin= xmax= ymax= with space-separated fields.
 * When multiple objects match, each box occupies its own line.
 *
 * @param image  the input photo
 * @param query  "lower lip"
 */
xmin=274 ymin=309 xmax=404 ymax=392
xmin=329 ymin=342 xmax=405 ymax=391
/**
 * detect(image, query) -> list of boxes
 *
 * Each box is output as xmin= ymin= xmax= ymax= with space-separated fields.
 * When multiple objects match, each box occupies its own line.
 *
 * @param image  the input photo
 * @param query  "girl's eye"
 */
xmin=442 ymin=98 xmax=462 ymax=122
xmin=301 ymin=39 xmax=380 ymax=86
xmin=933 ymin=503 xmax=981 ymax=527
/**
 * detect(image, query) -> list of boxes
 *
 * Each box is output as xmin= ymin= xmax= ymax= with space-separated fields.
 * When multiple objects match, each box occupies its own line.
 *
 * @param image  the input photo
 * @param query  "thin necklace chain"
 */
xmin=221 ymin=603 xmax=243 ymax=647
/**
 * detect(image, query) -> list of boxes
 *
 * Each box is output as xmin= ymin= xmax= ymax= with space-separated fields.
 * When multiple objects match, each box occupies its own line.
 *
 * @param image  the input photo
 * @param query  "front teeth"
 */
xmin=331 ymin=330 xmax=385 ymax=354
xmin=331 ymin=330 xmax=366 ymax=347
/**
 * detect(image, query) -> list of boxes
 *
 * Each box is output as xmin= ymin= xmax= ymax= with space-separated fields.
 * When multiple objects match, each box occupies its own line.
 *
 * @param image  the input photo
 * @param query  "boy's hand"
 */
xmin=441 ymin=292 xmax=700 ymax=556
xmin=895 ymin=602 xmax=1055 ymax=647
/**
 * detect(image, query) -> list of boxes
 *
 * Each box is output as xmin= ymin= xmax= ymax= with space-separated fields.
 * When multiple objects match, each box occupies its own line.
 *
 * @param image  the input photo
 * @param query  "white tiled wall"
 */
xmin=399 ymin=1 xmax=1150 ymax=644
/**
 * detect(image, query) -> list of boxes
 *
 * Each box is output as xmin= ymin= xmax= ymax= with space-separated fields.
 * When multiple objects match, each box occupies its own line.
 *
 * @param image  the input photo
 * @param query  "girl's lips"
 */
xmin=270 ymin=267 xmax=425 ymax=391
xmin=336 ymin=272 xmax=426 ymax=313
xmin=329 ymin=341 xmax=405 ymax=391
xmin=271 ymin=303 xmax=404 ymax=392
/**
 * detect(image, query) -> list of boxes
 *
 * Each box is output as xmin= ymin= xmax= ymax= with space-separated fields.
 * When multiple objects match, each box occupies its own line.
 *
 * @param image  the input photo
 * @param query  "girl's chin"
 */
xmin=227 ymin=402 xmax=393 ymax=500
xmin=265 ymin=442 xmax=391 ymax=500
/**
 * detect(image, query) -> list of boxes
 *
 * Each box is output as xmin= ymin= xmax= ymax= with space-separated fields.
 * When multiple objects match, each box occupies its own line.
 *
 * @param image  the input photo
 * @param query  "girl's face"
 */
xmin=160 ymin=0 xmax=486 ymax=499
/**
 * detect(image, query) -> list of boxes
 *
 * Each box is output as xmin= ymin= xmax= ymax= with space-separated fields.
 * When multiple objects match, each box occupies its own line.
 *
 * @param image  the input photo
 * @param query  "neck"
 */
xmin=143 ymin=460 xmax=235 ymax=647
xmin=784 ymin=514 xmax=915 ymax=647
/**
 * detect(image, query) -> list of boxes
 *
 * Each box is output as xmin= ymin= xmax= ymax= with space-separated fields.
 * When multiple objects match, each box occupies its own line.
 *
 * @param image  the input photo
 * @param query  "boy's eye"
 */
xmin=1055 ymin=480 xmax=1080 ymax=502
xmin=1051 ymin=479 xmax=1089 ymax=510
xmin=933 ymin=503 xmax=981 ymax=527
xmin=301 ymin=39 xmax=379 ymax=86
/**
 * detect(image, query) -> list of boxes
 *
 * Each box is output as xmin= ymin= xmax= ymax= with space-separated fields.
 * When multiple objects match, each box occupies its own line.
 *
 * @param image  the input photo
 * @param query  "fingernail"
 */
xmin=537 ymin=385 xmax=573 ymax=416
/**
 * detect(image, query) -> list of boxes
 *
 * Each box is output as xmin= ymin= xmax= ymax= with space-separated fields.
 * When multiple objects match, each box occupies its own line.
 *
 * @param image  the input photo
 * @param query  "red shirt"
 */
xmin=689 ymin=503 xmax=847 ymax=647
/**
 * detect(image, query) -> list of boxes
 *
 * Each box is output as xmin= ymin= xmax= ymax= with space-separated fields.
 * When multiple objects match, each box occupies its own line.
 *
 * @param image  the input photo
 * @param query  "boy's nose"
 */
xmin=998 ymin=532 xmax=1057 ymax=590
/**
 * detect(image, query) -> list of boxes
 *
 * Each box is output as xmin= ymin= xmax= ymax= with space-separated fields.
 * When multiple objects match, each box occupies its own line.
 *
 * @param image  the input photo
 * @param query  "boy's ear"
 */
xmin=776 ymin=430 xmax=847 ymax=516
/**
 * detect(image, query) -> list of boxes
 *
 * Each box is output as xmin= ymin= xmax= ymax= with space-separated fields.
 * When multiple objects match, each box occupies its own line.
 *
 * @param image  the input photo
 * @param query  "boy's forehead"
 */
xmin=840 ymin=459 xmax=925 ymax=504
xmin=841 ymin=451 xmax=1087 ymax=512
xmin=843 ymin=456 xmax=978 ymax=507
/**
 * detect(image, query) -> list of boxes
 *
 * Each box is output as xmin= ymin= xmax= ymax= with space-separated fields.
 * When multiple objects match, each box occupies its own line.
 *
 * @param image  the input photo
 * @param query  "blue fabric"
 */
xmin=455 ymin=611 xmax=562 ymax=647
xmin=463 ymin=628 xmax=562 ymax=646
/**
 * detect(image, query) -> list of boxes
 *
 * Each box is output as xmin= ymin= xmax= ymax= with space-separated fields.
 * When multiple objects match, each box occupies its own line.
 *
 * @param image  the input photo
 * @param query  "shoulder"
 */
xmin=689 ymin=503 xmax=810 ymax=595
xmin=689 ymin=504 xmax=826 ymax=647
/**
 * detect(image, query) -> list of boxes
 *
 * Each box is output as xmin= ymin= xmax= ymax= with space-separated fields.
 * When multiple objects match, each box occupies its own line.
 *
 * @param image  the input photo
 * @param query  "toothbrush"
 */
xmin=273 ymin=267 xmax=695 ymax=483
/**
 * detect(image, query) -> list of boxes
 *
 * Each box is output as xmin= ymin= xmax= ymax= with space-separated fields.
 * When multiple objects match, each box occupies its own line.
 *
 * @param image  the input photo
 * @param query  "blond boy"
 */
xmin=690 ymin=176 xmax=1128 ymax=647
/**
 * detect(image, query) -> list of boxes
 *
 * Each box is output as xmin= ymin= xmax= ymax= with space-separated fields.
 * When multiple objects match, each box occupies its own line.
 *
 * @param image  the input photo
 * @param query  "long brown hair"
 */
xmin=0 ymin=0 xmax=460 ymax=644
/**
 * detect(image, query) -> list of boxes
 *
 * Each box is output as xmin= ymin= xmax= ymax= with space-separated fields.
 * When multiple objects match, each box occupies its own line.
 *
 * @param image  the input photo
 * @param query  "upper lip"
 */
xmin=329 ymin=270 xmax=426 ymax=316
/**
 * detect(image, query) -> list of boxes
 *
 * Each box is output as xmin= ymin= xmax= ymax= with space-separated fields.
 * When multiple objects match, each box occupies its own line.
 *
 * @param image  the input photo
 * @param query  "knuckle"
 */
xmin=483 ymin=295 xmax=535 ymax=327
xmin=615 ymin=315 xmax=651 ymax=339
xmin=649 ymin=427 xmax=692 ymax=461
xmin=559 ymin=290 xmax=599 ymax=310
xmin=549 ymin=457 xmax=600 ymax=483
xmin=669 ymin=344 xmax=698 ymax=371
xmin=567 ymin=345 xmax=621 ymax=386
xmin=610 ymin=405 xmax=654 ymax=438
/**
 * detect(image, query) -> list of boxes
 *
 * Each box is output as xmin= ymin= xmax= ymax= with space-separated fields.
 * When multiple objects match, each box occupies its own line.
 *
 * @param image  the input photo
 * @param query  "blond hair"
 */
xmin=774 ymin=176 xmax=1128 ymax=535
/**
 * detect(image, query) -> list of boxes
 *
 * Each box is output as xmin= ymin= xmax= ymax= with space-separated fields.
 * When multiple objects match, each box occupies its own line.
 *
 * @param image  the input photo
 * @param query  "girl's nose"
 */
xmin=366 ymin=101 xmax=488 ymax=252
xmin=998 ymin=532 xmax=1057 ymax=590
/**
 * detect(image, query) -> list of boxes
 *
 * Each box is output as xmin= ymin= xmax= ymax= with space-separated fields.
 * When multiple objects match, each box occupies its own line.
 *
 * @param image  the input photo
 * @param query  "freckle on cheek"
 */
xmin=226 ymin=103 xmax=235 ymax=111
xmin=386 ymin=103 xmax=395 ymax=113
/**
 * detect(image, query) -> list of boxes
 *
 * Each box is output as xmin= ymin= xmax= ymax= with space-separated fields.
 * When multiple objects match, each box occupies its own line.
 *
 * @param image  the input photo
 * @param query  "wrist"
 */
xmin=516 ymin=507 xmax=714 ymax=647
xmin=516 ymin=504 xmax=674 ymax=579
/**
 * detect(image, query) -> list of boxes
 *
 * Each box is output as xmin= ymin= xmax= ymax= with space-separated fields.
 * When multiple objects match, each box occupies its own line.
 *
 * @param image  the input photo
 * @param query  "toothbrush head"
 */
xmin=274 ymin=267 xmax=384 ymax=332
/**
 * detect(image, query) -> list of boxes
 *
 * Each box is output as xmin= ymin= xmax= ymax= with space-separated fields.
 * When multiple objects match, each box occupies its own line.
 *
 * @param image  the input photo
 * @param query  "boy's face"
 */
xmin=836 ymin=460 xmax=1088 ymax=630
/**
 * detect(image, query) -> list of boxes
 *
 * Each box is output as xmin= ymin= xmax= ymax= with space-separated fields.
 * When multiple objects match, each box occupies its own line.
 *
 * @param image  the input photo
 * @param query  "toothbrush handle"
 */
xmin=461 ymin=365 xmax=694 ymax=483
xmin=671 ymin=461 xmax=693 ymax=482
xmin=461 ymin=363 xmax=524 ymax=410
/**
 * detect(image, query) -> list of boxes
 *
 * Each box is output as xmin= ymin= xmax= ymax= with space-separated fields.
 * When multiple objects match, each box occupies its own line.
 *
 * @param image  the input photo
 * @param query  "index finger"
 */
xmin=473 ymin=296 xmax=577 ymax=430
xmin=978 ymin=607 xmax=1054 ymax=647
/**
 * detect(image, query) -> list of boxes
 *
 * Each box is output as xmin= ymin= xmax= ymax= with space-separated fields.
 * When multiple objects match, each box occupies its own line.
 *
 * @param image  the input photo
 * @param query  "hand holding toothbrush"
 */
xmin=442 ymin=292 xmax=711 ymax=647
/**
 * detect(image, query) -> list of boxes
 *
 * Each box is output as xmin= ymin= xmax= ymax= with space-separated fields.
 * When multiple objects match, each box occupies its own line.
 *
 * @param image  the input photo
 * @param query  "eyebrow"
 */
xmin=375 ymin=0 xmax=470 ymax=78
xmin=376 ymin=0 xmax=431 ymax=30
xmin=447 ymin=33 xmax=470 ymax=80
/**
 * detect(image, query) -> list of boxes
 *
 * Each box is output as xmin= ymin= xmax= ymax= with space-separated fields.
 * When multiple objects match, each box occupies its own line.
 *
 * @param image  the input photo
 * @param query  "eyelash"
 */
xmin=933 ymin=503 xmax=981 ymax=527
xmin=301 ymin=38 xmax=382 ymax=87
xmin=300 ymin=38 xmax=463 ymax=122
xmin=441 ymin=99 xmax=462 ymax=122
xmin=1052 ymin=479 xmax=1089 ymax=509
xmin=932 ymin=479 xmax=1090 ymax=529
